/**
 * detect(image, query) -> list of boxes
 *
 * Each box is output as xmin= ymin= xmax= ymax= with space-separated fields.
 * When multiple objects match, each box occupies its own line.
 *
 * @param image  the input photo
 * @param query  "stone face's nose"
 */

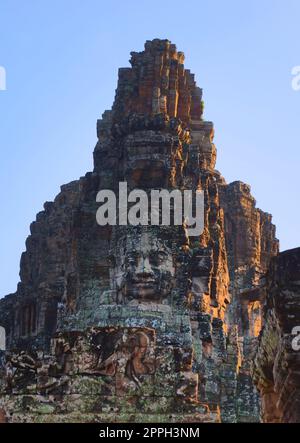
xmin=135 ymin=256 xmax=154 ymax=278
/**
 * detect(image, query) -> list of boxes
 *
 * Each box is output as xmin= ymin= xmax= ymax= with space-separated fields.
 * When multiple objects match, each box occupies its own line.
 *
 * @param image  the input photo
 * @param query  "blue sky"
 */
xmin=0 ymin=0 xmax=299 ymax=296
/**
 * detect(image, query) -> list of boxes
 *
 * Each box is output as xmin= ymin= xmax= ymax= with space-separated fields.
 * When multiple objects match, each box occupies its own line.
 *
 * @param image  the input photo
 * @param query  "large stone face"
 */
xmin=0 ymin=38 xmax=293 ymax=423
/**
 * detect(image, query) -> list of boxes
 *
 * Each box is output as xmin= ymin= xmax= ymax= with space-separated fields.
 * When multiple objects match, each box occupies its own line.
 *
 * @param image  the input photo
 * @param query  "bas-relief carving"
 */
xmin=53 ymin=328 xmax=156 ymax=387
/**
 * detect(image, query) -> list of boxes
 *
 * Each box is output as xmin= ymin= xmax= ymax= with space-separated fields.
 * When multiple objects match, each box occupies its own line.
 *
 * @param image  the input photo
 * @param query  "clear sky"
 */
xmin=0 ymin=0 xmax=299 ymax=297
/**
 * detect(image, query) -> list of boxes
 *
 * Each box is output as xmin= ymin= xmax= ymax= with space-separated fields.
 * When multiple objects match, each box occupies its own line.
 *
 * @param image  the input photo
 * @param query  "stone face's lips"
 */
xmin=132 ymin=281 xmax=156 ymax=286
xmin=131 ymin=283 xmax=156 ymax=292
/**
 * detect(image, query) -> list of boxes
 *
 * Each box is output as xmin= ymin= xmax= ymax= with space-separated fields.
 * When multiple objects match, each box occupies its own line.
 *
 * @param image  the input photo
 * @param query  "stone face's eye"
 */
xmin=149 ymin=251 xmax=167 ymax=266
xmin=125 ymin=253 xmax=139 ymax=267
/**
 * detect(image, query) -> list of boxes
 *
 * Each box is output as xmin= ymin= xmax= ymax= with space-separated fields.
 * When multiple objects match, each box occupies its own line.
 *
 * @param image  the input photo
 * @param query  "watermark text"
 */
xmin=0 ymin=66 xmax=6 ymax=91
xmin=291 ymin=66 xmax=300 ymax=91
xmin=292 ymin=326 xmax=300 ymax=351
xmin=96 ymin=182 xmax=204 ymax=236
xmin=0 ymin=326 xmax=5 ymax=351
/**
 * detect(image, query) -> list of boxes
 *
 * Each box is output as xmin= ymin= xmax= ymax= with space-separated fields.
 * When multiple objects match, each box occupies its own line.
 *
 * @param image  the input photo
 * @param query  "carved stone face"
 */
xmin=112 ymin=230 xmax=175 ymax=302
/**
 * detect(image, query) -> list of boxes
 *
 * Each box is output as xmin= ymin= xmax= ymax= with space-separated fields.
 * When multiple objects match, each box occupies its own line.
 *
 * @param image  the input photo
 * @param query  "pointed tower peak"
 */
xmin=112 ymin=39 xmax=203 ymax=125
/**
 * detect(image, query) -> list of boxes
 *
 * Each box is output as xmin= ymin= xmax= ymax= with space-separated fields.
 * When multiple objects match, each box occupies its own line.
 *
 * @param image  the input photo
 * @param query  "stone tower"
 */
xmin=0 ymin=39 xmax=284 ymax=423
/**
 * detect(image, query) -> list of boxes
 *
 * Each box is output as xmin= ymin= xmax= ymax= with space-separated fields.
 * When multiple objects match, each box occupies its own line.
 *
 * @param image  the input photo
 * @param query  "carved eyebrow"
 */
xmin=150 ymin=251 xmax=168 ymax=258
xmin=127 ymin=251 xmax=139 ymax=257
xmin=156 ymin=250 xmax=168 ymax=256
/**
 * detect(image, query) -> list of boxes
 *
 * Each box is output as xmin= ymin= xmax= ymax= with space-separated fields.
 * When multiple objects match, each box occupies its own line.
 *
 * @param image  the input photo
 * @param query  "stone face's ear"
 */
xmin=108 ymin=254 xmax=116 ymax=268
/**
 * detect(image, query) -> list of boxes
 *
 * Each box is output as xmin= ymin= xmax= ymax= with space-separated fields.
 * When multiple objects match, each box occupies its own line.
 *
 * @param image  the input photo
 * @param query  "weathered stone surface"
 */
xmin=0 ymin=39 xmax=296 ymax=423
xmin=253 ymin=248 xmax=300 ymax=423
